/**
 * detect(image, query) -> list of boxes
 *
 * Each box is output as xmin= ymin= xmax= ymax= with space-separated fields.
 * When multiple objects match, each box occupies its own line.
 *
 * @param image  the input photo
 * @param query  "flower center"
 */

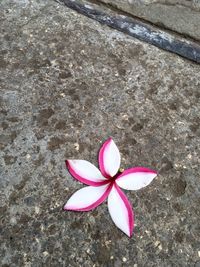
xmin=109 ymin=168 xmax=124 ymax=182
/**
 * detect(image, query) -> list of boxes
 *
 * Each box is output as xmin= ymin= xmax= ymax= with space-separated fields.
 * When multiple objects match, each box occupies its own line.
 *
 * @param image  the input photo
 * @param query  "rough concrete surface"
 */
xmin=1 ymin=0 xmax=200 ymax=266
xmin=99 ymin=0 xmax=200 ymax=41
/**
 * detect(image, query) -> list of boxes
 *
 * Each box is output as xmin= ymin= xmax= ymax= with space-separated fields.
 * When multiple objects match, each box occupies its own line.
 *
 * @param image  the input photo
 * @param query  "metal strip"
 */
xmin=61 ymin=0 xmax=200 ymax=64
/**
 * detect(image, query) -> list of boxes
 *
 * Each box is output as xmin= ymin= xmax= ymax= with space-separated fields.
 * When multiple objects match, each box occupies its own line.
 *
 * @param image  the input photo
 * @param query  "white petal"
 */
xmin=108 ymin=184 xmax=134 ymax=237
xmin=64 ymin=184 xmax=111 ymax=211
xmin=116 ymin=167 xmax=157 ymax=190
xmin=66 ymin=160 xmax=107 ymax=186
xmin=99 ymin=138 xmax=121 ymax=177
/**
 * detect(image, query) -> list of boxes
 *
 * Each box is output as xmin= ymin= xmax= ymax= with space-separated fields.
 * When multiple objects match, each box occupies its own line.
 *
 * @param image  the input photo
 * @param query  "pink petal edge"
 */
xmin=66 ymin=160 xmax=109 ymax=186
xmin=64 ymin=184 xmax=112 ymax=212
xmin=114 ymin=184 xmax=134 ymax=237
xmin=98 ymin=137 xmax=112 ymax=179
xmin=117 ymin=167 xmax=158 ymax=179
xmin=108 ymin=183 xmax=134 ymax=237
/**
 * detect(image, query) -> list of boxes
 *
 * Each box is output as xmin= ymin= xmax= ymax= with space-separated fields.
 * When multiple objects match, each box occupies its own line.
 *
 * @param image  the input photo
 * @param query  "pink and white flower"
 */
xmin=64 ymin=138 xmax=157 ymax=237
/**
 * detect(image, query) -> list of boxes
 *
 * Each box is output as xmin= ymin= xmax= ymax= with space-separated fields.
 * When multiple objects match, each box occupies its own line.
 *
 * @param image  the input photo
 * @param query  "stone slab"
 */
xmin=99 ymin=0 xmax=200 ymax=41
xmin=1 ymin=0 xmax=200 ymax=266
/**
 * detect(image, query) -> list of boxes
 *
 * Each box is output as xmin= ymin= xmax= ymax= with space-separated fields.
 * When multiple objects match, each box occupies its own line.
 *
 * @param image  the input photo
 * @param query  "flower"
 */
xmin=64 ymin=138 xmax=157 ymax=237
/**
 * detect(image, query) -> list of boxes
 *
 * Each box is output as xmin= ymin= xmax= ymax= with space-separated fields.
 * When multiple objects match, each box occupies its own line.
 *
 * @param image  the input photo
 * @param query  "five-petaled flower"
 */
xmin=64 ymin=138 xmax=157 ymax=237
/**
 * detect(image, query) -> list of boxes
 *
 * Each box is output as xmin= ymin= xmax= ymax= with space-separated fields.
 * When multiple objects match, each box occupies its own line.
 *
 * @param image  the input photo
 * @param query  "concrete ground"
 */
xmin=0 ymin=0 xmax=200 ymax=266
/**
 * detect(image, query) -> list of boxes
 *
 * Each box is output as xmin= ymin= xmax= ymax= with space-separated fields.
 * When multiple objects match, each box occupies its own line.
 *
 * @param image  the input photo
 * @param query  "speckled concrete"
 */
xmin=1 ymin=0 xmax=200 ymax=266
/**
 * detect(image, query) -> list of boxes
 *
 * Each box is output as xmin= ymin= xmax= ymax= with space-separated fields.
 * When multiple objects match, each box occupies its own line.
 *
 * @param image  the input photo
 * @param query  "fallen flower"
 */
xmin=64 ymin=138 xmax=157 ymax=237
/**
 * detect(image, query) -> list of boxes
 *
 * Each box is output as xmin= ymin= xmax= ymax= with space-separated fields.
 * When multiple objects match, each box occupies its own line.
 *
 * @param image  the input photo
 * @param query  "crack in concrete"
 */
xmin=60 ymin=0 xmax=200 ymax=64
xmin=96 ymin=0 xmax=200 ymax=42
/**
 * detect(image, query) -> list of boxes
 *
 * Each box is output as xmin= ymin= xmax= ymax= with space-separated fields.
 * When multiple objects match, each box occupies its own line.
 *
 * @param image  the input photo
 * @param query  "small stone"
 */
xmin=74 ymin=143 xmax=79 ymax=151
xmin=122 ymin=257 xmax=127 ymax=262
xmin=26 ymin=154 xmax=31 ymax=159
xmin=145 ymin=230 xmax=150 ymax=235
xmin=154 ymin=241 xmax=160 ymax=247
xmin=10 ymin=217 xmax=17 ymax=225
xmin=43 ymin=251 xmax=49 ymax=257
xmin=35 ymin=206 xmax=40 ymax=214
